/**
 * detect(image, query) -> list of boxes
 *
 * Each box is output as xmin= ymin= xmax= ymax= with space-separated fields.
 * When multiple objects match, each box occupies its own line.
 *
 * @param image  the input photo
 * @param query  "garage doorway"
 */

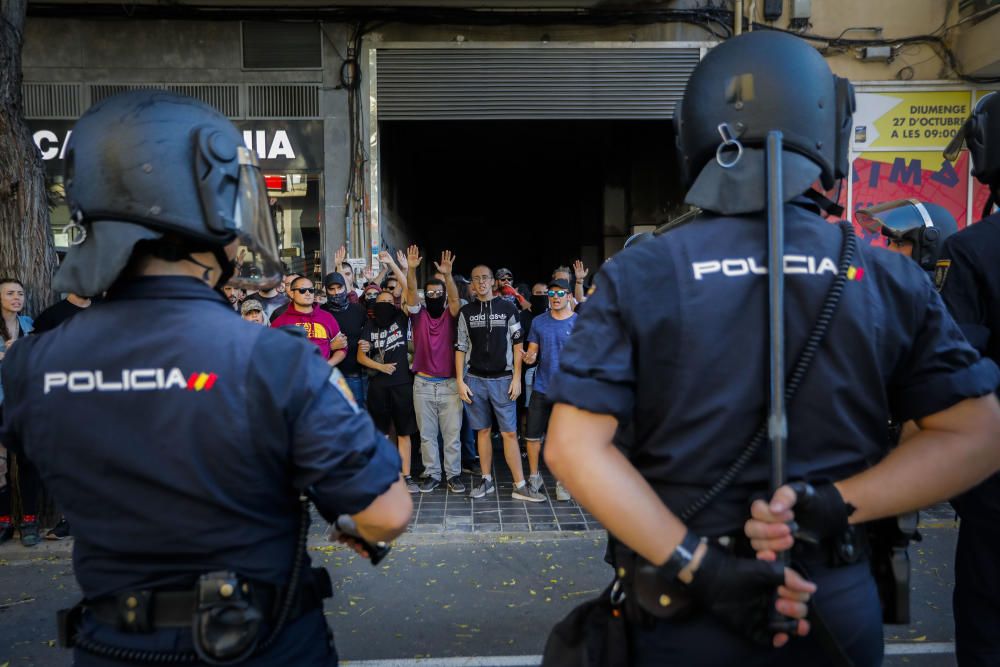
xmin=378 ymin=118 xmax=684 ymax=284
xmin=367 ymin=44 xmax=705 ymax=282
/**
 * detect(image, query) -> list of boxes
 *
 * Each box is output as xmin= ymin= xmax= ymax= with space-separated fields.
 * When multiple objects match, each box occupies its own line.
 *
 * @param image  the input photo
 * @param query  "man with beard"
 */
xmin=322 ymin=272 xmax=369 ymax=406
xmin=403 ymin=246 xmax=464 ymax=494
xmin=222 ymin=283 xmax=241 ymax=311
xmin=271 ymin=277 xmax=346 ymax=366
xmin=358 ymin=291 xmax=419 ymax=493
xmin=253 ymin=273 xmax=289 ymax=320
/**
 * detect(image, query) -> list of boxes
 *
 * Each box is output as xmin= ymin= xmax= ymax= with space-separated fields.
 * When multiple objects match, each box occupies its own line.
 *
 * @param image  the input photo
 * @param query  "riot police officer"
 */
xmin=544 ymin=31 xmax=1000 ymax=665
xmin=933 ymin=91 xmax=1000 ymax=667
xmin=857 ymin=199 xmax=958 ymax=270
xmin=0 ymin=91 xmax=412 ymax=666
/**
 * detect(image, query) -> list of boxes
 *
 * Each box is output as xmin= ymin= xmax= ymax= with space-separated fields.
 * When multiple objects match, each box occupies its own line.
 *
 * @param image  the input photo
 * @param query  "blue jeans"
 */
xmin=413 ymin=376 xmax=462 ymax=480
xmin=461 ymin=404 xmax=477 ymax=462
xmin=343 ymin=374 xmax=368 ymax=409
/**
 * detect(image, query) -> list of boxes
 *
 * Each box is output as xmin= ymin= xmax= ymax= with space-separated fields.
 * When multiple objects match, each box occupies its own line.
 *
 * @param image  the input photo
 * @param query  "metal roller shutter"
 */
xmin=375 ymin=47 xmax=701 ymax=120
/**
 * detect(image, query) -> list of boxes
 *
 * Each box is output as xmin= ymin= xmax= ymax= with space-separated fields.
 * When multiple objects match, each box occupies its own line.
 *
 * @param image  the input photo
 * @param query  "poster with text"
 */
xmin=850 ymin=151 xmax=971 ymax=246
xmin=850 ymin=90 xmax=980 ymax=242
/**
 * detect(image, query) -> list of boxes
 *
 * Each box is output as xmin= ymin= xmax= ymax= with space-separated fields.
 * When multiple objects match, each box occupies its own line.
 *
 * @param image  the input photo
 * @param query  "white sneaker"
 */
xmin=555 ymin=481 xmax=571 ymax=502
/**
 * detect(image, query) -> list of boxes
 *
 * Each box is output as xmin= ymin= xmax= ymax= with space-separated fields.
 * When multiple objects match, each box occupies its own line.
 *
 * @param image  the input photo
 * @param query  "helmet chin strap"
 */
xmin=183 ymin=248 xmax=234 ymax=289
xmin=803 ymin=187 xmax=845 ymax=218
xmin=183 ymin=255 xmax=215 ymax=283
xmin=211 ymin=247 xmax=236 ymax=288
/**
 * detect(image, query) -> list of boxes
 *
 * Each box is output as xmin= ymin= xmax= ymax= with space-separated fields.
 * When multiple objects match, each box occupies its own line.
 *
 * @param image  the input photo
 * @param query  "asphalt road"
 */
xmin=1 ymin=520 xmax=961 ymax=666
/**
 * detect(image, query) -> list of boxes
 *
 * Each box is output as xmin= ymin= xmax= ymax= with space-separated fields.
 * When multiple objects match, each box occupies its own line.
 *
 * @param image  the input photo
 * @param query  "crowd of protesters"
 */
xmin=0 ymin=247 xmax=591 ymax=546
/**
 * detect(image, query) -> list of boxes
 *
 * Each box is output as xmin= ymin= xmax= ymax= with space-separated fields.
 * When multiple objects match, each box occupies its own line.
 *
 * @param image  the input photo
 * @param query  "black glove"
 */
xmin=328 ymin=515 xmax=392 ymax=566
xmin=787 ymin=481 xmax=853 ymax=545
xmin=685 ymin=544 xmax=788 ymax=646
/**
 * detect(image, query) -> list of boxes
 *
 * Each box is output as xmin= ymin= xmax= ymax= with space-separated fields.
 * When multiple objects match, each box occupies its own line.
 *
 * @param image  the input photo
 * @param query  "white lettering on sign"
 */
xmin=32 ymin=126 xmax=298 ymax=163
xmin=242 ymin=130 xmax=296 ymax=160
xmin=32 ymin=130 xmax=72 ymax=160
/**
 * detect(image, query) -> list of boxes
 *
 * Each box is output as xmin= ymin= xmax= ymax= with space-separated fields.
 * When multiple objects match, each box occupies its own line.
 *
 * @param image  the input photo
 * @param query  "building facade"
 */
xmin=20 ymin=0 xmax=1000 ymax=280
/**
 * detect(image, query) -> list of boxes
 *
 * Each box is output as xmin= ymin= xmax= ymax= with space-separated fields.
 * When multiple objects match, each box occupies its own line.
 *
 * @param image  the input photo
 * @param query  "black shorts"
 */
xmin=367 ymin=381 xmax=418 ymax=436
xmin=525 ymin=390 xmax=554 ymax=441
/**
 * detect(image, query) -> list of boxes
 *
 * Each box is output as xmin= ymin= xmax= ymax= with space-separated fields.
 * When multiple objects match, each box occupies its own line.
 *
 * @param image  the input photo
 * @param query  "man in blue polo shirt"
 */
xmin=523 ymin=278 xmax=577 ymax=501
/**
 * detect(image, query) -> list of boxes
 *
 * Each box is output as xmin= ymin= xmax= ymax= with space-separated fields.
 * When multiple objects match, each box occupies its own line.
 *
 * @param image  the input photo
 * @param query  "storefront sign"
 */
xmin=848 ymin=88 xmax=998 ymax=232
xmin=28 ymin=119 xmax=324 ymax=178
xmin=853 ymin=91 xmax=970 ymax=150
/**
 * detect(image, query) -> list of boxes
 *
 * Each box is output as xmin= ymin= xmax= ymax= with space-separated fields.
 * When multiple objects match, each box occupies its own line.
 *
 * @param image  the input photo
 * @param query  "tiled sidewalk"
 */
xmin=408 ymin=463 xmax=601 ymax=534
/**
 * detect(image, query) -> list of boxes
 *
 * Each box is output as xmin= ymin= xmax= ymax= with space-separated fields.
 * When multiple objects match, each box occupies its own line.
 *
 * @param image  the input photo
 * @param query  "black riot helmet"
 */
xmin=944 ymin=92 xmax=1000 ymax=218
xmin=857 ymin=199 xmax=958 ymax=272
xmin=677 ymin=31 xmax=856 ymax=216
xmin=54 ymin=90 xmax=282 ymax=296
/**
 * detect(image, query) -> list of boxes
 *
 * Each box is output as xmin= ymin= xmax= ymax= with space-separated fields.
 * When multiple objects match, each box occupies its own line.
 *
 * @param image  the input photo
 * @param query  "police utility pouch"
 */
xmin=631 ymin=561 xmax=695 ymax=620
xmin=869 ymin=512 xmax=920 ymax=624
xmin=192 ymin=570 xmax=263 ymax=665
xmin=541 ymin=582 xmax=629 ymax=667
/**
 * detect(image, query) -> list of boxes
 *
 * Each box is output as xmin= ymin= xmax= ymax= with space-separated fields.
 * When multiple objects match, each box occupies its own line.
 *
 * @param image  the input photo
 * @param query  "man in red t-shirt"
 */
xmin=271 ymin=276 xmax=347 ymax=365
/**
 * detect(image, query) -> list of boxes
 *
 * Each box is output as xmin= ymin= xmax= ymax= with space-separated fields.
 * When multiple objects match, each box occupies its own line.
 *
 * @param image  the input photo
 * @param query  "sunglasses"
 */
xmin=425 ymin=290 xmax=445 ymax=297
xmin=547 ymin=290 xmax=568 ymax=298
xmin=292 ymin=287 xmax=316 ymax=294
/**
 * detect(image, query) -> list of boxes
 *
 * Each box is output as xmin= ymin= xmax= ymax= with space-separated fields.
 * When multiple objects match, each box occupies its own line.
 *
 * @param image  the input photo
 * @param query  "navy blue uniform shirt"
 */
xmin=549 ymin=202 xmax=999 ymax=537
xmin=936 ymin=211 xmax=1000 ymax=519
xmin=0 ymin=276 xmax=401 ymax=599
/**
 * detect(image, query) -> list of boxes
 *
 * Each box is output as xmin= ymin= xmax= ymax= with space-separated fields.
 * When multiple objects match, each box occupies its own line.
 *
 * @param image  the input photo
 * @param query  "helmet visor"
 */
xmin=231 ymin=146 xmax=283 ymax=290
xmin=856 ymin=199 xmax=931 ymax=237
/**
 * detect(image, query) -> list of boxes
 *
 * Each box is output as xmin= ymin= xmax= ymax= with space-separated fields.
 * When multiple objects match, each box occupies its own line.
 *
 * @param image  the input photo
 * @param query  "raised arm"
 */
xmin=404 ymin=245 xmax=422 ymax=309
xmin=573 ymin=259 xmax=589 ymax=304
xmin=435 ymin=250 xmax=461 ymax=317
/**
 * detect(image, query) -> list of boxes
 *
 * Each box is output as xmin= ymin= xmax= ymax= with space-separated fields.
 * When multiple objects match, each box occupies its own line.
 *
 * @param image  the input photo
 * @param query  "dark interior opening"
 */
xmin=378 ymin=119 xmax=684 ymax=287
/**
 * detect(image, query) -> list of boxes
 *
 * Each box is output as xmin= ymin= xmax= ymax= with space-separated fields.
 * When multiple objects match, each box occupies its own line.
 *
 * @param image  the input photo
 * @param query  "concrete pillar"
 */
xmin=321 ymin=23 xmax=352 ymax=274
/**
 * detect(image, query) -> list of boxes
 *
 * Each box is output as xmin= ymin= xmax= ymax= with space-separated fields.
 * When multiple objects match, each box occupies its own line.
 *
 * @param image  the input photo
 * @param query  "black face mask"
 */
xmin=327 ymin=292 xmax=349 ymax=311
xmin=530 ymin=295 xmax=549 ymax=313
xmin=373 ymin=302 xmax=396 ymax=327
xmin=425 ymin=295 xmax=446 ymax=318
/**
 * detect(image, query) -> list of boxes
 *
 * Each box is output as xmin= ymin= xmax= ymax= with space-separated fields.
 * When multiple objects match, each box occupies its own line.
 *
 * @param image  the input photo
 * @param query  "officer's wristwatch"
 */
xmin=659 ymin=530 xmax=703 ymax=583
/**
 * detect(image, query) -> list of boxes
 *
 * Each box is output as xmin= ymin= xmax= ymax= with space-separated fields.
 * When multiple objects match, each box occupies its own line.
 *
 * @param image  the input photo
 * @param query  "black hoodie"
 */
xmin=456 ymin=297 xmax=522 ymax=377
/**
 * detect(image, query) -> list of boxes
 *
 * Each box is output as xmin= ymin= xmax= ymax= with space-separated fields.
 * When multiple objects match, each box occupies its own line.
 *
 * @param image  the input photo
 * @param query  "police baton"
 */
xmin=328 ymin=515 xmax=392 ymax=566
xmin=765 ymin=130 xmax=800 ymax=635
